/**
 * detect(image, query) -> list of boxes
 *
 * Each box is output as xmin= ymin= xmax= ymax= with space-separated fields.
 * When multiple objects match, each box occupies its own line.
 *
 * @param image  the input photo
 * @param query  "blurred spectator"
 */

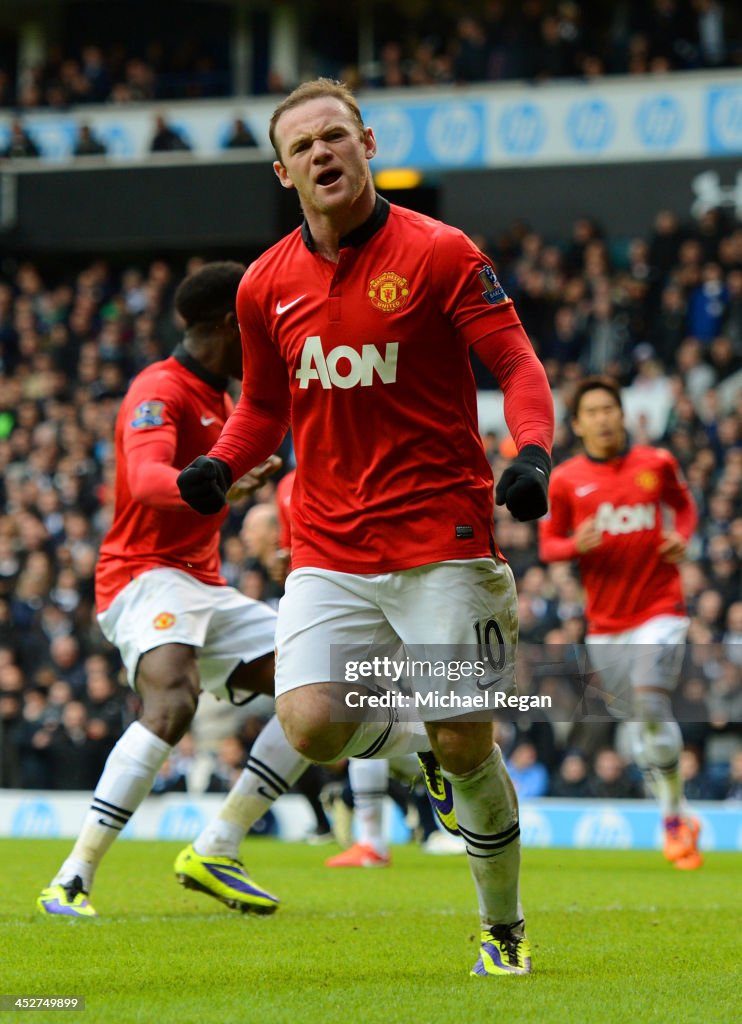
xmin=588 ymin=749 xmax=644 ymax=799
xmin=725 ymin=749 xmax=742 ymax=799
xmin=687 ymin=263 xmax=729 ymax=342
xmin=680 ymin=746 xmax=722 ymax=799
xmin=240 ymin=502 xmax=284 ymax=607
xmin=224 ymin=117 xmax=258 ymax=149
xmin=2 ymin=119 xmax=40 ymax=159
xmin=73 ymin=124 xmax=107 ymax=157
xmin=45 ymin=701 xmax=103 ymax=790
xmin=506 ymin=741 xmax=549 ymax=797
xmin=723 ymin=602 xmax=742 ymax=664
xmin=80 ymin=45 xmax=111 ymax=102
xmin=205 ymin=735 xmax=247 ymax=793
xmin=16 ymin=686 xmax=54 ymax=788
xmin=693 ymin=0 xmax=727 ymax=67
xmin=0 ymin=685 xmax=22 ymax=785
xmin=452 ymin=16 xmax=491 ymax=82
xmin=674 ymin=675 xmax=711 ymax=750
xmin=550 ymin=751 xmax=592 ymax=797
xmin=149 ymin=115 xmax=191 ymax=153
xmin=151 ymin=756 xmax=188 ymax=795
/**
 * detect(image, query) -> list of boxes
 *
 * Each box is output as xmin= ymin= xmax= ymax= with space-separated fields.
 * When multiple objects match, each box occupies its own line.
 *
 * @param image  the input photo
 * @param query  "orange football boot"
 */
xmin=324 ymin=842 xmax=390 ymax=868
xmin=663 ymin=816 xmax=703 ymax=869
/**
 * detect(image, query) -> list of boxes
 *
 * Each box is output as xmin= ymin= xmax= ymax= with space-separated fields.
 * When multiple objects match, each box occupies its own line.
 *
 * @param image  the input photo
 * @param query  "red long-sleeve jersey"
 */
xmin=539 ymin=446 xmax=697 ymax=633
xmin=96 ymin=351 xmax=232 ymax=611
xmin=210 ymin=197 xmax=553 ymax=573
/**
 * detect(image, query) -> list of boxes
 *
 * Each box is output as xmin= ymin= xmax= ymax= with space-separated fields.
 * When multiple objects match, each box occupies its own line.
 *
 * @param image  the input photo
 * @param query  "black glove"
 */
xmin=495 ymin=444 xmax=551 ymax=522
xmin=177 ymin=456 xmax=233 ymax=515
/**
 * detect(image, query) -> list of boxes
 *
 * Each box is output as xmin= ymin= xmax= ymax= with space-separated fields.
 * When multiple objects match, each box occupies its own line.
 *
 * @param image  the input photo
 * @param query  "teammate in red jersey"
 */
xmin=38 ymin=261 xmax=430 ymax=919
xmin=539 ymin=376 xmax=703 ymax=869
xmin=179 ymin=78 xmax=554 ymax=976
xmin=36 ymin=263 xmax=290 ymax=916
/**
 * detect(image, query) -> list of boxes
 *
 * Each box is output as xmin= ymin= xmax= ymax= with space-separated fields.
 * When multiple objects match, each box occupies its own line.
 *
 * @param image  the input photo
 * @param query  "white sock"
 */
xmin=348 ymin=758 xmax=388 ymax=854
xmin=631 ymin=692 xmax=685 ymax=818
xmin=442 ymin=746 xmax=523 ymax=931
xmin=627 ymin=722 xmax=659 ymax=802
xmin=194 ymin=715 xmax=309 ymax=859
xmin=335 ymin=712 xmax=431 ymax=761
xmin=632 ymin=721 xmax=685 ymax=818
xmin=52 ymin=721 xmax=172 ymax=891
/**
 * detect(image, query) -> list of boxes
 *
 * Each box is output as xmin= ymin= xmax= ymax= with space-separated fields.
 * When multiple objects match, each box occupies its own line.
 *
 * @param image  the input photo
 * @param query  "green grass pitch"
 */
xmin=3 ymin=839 xmax=739 ymax=1024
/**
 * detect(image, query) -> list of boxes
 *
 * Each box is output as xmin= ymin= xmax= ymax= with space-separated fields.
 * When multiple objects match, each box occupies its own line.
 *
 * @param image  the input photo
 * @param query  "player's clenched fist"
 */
xmin=574 ymin=515 xmax=602 ymax=554
xmin=177 ymin=456 xmax=233 ymax=515
xmin=495 ymin=444 xmax=551 ymax=522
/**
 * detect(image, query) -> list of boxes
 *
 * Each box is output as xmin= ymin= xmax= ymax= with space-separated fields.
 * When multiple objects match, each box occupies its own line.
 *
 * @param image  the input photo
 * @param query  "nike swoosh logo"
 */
xmin=575 ymin=484 xmax=598 ymax=497
xmin=201 ymin=416 xmax=216 ymax=426
xmin=275 ymin=295 xmax=306 ymax=315
xmin=476 ymin=678 xmax=500 ymax=691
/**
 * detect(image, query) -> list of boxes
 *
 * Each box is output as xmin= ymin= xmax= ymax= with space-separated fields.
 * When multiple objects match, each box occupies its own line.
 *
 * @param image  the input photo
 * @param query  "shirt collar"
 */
xmin=172 ymin=343 xmax=229 ymax=392
xmin=301 ymin=194 xmax=390 ymax=252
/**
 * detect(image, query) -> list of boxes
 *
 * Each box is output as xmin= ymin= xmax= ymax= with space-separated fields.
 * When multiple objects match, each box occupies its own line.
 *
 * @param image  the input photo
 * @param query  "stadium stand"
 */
xmin=0 ymin=198 xmax=739 ymax=801
xmin=1 ymin=1 xmax=740 ymax=108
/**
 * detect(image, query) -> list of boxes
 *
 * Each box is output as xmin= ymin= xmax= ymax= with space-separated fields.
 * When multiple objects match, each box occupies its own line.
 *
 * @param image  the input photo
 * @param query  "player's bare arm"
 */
xmin=657 ymin=530 xmax=688 ymax=563
xmin=226 ymin=454 xmax=283 ymax=502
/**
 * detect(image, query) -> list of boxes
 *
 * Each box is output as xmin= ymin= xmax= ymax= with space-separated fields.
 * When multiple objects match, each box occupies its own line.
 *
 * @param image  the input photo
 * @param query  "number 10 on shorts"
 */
xmin=474 ymin=617 xmax=507 ymax=672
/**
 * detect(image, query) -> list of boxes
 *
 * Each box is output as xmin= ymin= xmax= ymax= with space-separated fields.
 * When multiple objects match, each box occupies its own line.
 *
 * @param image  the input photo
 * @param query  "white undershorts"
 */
xmin=586 ymin=614 xmax=689 ymax=715
xmin=97 ymin=568 xmax=276 ymax=704
xmin=273 ymin=558 xmax=519 ymax=720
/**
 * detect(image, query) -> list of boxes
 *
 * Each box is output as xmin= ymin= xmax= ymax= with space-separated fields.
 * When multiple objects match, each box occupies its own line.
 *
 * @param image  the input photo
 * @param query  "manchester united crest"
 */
xmin=635 ymin=470 xmax=659 ymax=492
xmin=368 ymin=271 xmax=409 ymax=312
xmin=153 ymin=612 xmax=176 ymax=630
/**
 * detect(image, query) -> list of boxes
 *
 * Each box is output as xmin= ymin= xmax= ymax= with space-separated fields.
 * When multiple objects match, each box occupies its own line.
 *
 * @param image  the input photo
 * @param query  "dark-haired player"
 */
xmin=38 ymin=261 xmax=430 ymax=918
xmin=178 ymin=79 xmax=554 ymax=976
xmin=37 ymin=262 xmax=290 ymax=915
xmin=539 ymin=376 xmax=702 ymax=869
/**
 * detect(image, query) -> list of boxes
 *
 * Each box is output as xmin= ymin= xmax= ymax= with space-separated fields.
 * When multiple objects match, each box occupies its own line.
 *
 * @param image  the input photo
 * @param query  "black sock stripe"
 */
xmin=461 ymin=827 xmax=521 ymax=852
xmin=355 ymin=709 xmax=394 ymax=759
xmin=92 ymin=797 xmax=132 ymax=817
xmin=653 ymin=760 xmax=680 ymax=774
xmin=247 ymin=756 xmax=290 ymax=792
xmin=245 ymin=763 xmax=286 ymax=797
xmin=357 ymin=707 xmax=395 ymax=759
xmin=91 ymin=804 xmax=131 ymax=825
xmin=353 ymin=789 xmax=388 ymax=798
xmin=458 ymin=821 xmax=520 ymax=843
xmin=465 ymin=830 xmax=520 ymax=856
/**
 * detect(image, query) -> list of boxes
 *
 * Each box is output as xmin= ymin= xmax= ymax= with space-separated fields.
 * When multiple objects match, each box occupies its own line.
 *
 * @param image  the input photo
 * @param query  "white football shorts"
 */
xmin=274 ymin=558 xmax=519 ymax=720
xmin=586 ymin=614 xmax=689 ymax=716
xmin=97 ymin=568 xmax=276 ymax=704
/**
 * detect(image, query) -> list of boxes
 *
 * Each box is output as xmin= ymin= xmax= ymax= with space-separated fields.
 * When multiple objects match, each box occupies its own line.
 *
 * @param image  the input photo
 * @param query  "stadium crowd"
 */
xmin=0 ymin=199 xmax=740 ymax=821
xmin=0 ymin=1 xmax=740 ymax=113
xmin=354 ymin=0 xmax=741 ymax=90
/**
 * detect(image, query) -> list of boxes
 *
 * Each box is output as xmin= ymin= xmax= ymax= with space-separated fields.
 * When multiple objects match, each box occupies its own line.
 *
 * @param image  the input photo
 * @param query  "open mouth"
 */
xmin=317 ymin=169 xmax=342 ymax=186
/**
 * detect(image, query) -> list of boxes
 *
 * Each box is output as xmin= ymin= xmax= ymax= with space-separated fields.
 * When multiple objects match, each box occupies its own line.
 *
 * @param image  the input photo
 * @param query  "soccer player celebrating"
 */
xmin=178 ymin=79 xmax=554 ymax=976
xmin=539 ymin=376 xmax=702 ymax=870
xmin=36 ymin=263 xmax=292 ymax=916
xmin=38 ymin=261 xmax=430 ymax=919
